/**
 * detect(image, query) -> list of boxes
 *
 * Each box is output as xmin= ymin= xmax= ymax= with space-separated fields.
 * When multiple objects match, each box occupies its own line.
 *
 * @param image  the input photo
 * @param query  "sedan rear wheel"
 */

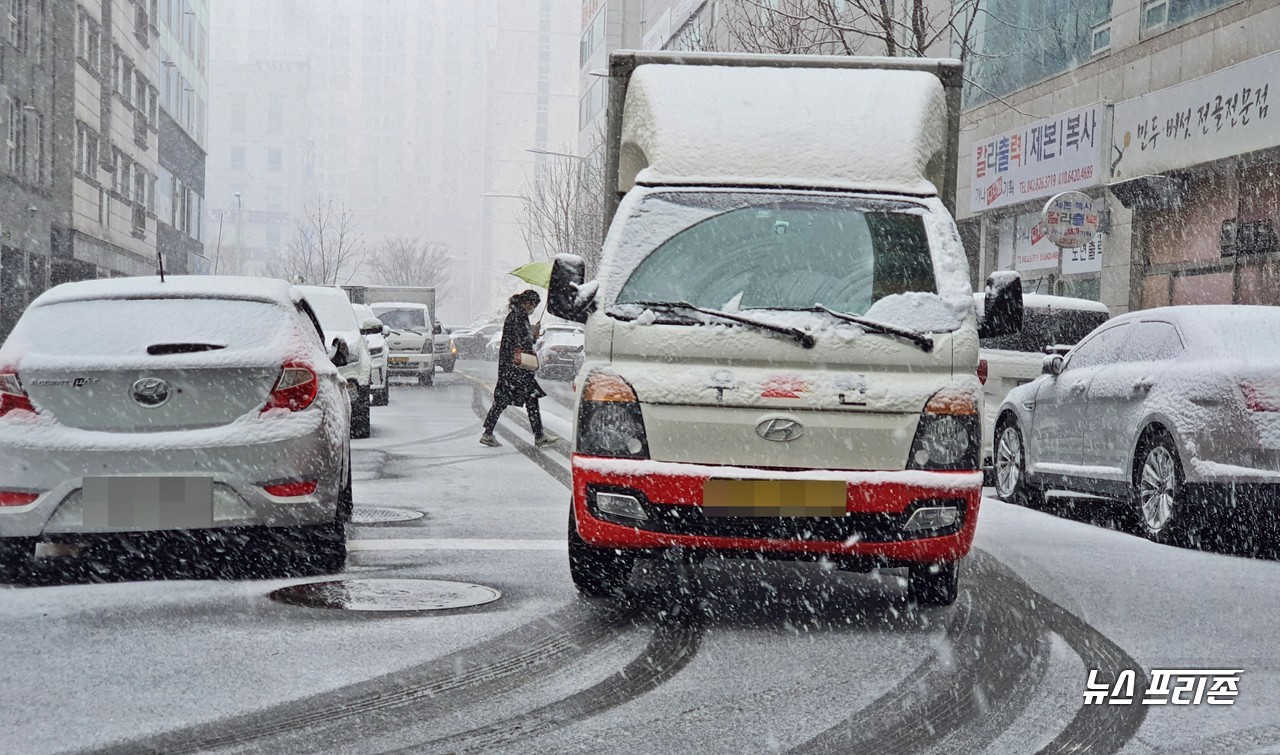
xmin=1135 ymin=436 xmax=1184 ymax=544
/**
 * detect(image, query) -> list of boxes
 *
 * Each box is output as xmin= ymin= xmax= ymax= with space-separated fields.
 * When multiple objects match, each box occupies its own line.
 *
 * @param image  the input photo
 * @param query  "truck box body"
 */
xmin=343 ymin=285 xmax=437 ymax=324
xmin=555 ymin=51 xmax=1020 ymax=605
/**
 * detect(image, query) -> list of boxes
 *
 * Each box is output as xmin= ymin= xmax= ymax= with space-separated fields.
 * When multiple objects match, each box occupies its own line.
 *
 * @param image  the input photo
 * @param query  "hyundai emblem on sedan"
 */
xmin=131 ymin=377 xmax=172 ymax=408
xmin=755 ymin=417 xmax=804 ymax=442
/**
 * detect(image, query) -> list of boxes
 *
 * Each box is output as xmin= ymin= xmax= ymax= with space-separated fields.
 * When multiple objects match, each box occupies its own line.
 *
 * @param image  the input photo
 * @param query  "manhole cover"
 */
xmin=351 ymin=506 xmax=425 ymax=524
xmin=269 ymin=579 xmax=501 ymax=612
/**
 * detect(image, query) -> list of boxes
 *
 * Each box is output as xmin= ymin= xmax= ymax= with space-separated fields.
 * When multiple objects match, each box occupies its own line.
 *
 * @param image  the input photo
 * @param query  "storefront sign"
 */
xmin=1113 ymin=49 xmax=1280 ymax=179
xmin=1043 ymin=191 xmax=1099 ymax=248
xmin=969 ymin=103 xmax=1105 ymax=214
xmin=1013 ymin=210 xmax=1059 ymax=272
xmin=1062 ymin=232 xmax=1104 ymax=275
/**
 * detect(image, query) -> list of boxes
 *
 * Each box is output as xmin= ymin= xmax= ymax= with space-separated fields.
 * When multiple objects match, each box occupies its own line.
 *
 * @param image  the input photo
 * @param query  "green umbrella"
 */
xmin=509 ymin=261 xmax=553 ymax=289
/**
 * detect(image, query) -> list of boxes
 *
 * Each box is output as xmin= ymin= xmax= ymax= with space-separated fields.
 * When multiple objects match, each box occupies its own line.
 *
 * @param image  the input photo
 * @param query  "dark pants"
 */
xmin=484 ymin=395 xmax=543 ymax=437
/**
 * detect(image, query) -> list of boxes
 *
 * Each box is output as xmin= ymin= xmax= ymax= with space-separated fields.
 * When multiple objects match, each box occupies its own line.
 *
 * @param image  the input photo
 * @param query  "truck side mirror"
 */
xmin=978 ymin=272 xmax=1024 ymax=339
xmin=548 ymin=255 xmax=594 ymax=324
xmin=359 ymin=318 xmax=384 ymax=336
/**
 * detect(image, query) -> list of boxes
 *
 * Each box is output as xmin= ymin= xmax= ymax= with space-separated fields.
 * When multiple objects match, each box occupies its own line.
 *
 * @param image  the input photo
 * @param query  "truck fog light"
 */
xmin=903 ymin=506 xmax=958 ymax=532
xmin=597 ymin=492 xmax=647 ymax=521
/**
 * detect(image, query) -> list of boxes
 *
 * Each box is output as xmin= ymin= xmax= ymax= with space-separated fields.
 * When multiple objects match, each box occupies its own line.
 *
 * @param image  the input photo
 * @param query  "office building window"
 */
xmin=230 ymin=146 xmax=245 ymax=170
xmin=230 ymin=94 xmax=246 ymax=133
xmin=267 ymin=148 xmax=283 ymax=172
xmin=267 ymin=97 xmax=283 ymax=134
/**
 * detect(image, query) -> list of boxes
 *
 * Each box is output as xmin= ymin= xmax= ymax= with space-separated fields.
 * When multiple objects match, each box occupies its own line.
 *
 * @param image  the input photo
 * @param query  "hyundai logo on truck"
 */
xmin=755 ymin=417 xmax=804 ymax=442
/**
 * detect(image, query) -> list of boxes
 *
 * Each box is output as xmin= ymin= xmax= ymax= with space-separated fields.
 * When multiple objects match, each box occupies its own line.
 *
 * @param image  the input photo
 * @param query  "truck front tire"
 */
xmin=908 ymin=561 xmax=958 ymax=606
xmin=568 ymin=509 xmax=634 ymax=598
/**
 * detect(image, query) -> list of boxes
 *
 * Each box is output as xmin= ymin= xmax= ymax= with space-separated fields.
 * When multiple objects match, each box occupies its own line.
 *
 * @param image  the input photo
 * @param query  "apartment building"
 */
xmin=1 ymin=0 xmax=204 ymax=339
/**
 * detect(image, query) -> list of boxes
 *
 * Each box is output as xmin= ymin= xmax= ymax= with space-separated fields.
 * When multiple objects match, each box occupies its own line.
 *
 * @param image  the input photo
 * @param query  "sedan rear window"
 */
xmin=11 ymin=298 xmax=288 ymax=356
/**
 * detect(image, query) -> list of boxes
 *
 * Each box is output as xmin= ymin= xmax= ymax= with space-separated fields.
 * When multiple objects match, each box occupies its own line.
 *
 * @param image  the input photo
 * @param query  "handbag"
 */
xmin=515 ymin=350 xmax=539 ymax=372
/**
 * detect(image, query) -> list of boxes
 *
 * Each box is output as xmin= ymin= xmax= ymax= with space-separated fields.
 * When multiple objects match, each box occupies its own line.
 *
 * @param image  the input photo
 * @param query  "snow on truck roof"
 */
xmin=619 ymin=63 xmax=949 ymax=196
xmin=972 ymin=292 xmax=1111 ymax=314
xmin=29 ymin=275 xmax=300 ymax=308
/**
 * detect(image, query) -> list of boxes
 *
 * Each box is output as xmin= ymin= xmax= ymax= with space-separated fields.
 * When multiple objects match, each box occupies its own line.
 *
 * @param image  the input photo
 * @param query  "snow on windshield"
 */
xmin=602 ymin=190 xmax=972 ymax=332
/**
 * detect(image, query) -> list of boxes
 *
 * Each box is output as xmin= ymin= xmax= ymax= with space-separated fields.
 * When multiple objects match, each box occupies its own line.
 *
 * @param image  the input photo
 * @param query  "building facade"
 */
xmin=154 ymin=0 xmax=208 ymax=276
xmin=960 ymin=0 xmax=1280 ymax=314
xmin=1 ymin=0 xmax=206 ymax=340
xmin=208 ymin=0 xmax=580 ymax=325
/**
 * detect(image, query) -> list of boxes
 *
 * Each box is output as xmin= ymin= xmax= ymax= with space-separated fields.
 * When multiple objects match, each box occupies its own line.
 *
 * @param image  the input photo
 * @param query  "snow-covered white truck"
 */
xmin=548 ymin=51 xmax=1023 ymax=605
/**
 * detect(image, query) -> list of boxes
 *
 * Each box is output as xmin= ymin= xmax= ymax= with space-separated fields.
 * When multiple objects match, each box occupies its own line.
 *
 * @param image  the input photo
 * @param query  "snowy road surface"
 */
xmin=2 ymin=363 xmax=1279 ymax=754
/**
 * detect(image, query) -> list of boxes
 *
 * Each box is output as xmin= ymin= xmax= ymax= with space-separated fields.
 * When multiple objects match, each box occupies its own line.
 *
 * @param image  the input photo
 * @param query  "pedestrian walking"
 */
xmin=480 ymin=289 xmax=559 ymax=448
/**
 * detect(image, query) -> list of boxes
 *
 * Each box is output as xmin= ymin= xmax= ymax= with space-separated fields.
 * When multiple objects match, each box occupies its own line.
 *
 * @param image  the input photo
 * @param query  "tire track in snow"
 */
xmin=396 ymin=610 xmax=703 ymax=755
xmin=92 ymin=602 xmax=637 ymax=755
xmin=788 ymin=550 xmax=1146 ymax=755
xmin=788 ymin=551 xmax=1042 ymax=755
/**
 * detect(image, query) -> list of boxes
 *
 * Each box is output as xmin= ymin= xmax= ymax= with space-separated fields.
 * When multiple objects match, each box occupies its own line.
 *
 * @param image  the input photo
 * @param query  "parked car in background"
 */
xmin=453 ymin=323 xmax=501 ymax=359
xmin=534 ymin=324 xmax=584 ymax=380
xmin=0 ymin=276 xmax=353 ymax=579
xmin=372 ymin=302 xmax=435 ymax=386
xmin=993 ymin=306 xmax=1280 ymax=547
xmin=484 ymin=330 xmax=503 ymax=362
xmin=296 ymin=285 xmax=373 ymax=438
xmin=353 ymin=303 xmax=390 ymax=406
xmin=432 ymin=321 xmax=457 ymax=372
xmin=976 ymin=293 xmax=1110 ymax=476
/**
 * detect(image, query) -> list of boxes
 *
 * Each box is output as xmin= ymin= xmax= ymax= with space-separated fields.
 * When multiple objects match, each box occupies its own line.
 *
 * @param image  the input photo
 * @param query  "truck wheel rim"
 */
xmin=995 ymin=426 xmax=1021 ymax=498
xmin=1139 ymin=446 xmax=1177 ymax=532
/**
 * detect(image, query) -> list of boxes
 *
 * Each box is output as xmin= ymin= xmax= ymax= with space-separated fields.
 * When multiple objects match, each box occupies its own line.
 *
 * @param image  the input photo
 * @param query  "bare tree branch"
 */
xmin=366 ymin=237 xmax=455 ymax=302
xmin=264 ymin=199 xmax=366 ymax=285
xmin=518 ymin=137 xmax=607 ymax=275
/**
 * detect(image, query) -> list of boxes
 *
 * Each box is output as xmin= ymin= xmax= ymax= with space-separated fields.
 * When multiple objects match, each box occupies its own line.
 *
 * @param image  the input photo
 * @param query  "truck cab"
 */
xmin=549 ymin=52 xmax=1022 ymax=606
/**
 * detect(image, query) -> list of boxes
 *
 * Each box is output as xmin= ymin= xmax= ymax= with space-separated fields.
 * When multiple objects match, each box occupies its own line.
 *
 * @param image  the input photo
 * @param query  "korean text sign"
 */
xmin=969 ymin=103 xmax=1106 ymax=214
xmin=1113 ymin=49 xmax=1280 ymax=178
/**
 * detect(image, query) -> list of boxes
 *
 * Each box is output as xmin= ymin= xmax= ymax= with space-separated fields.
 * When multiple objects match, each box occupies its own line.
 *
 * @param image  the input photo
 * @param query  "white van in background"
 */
xmin=372 ymin=302 xmax=436 ymax=387
xmin=975 ymin=293 xmax=1111 ymax=476
xmin=548 ymin=51 xmax=1023 ymax=606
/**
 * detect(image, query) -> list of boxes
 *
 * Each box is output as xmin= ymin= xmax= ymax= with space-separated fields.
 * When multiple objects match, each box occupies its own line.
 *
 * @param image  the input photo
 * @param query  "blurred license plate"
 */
xmin=82 ymin=477 xmax=214 ymax=530
xmin=388 ymin=357 xmax=410 ymax=365
xmin=703 ymin=479 xmax=846 ymax=517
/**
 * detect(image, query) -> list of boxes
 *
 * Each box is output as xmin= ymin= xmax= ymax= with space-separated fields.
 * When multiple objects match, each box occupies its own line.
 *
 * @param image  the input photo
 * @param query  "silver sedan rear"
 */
xmin=0 ymin=276 xmax=352 ymax=577
xmin=992 ymin=306 xmax=1280 ymax=548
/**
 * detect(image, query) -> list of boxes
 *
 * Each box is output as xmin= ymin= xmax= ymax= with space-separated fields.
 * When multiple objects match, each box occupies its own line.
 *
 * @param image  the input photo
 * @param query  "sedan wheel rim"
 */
xmin=995 ymin=427 xmax=1022 ymax=498
xmin=1139 ymin=446 xmax=1177 ymax=532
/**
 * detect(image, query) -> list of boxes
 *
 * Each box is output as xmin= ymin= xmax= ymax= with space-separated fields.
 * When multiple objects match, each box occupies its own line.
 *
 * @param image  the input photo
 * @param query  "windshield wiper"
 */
xmin=801 ymin=305 xmax=935 ymax=353
xmin=619 ymin=301 xmax=816 ymax=349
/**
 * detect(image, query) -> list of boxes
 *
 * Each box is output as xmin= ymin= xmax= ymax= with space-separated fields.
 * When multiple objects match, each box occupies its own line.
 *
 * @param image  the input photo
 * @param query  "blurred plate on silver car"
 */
xmin=82 ymin=476 xmax=214 ymax=530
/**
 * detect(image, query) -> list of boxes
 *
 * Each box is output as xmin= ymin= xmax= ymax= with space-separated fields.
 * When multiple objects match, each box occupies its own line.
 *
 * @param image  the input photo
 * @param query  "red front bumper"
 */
xmin=572 ymin=455 xmax=982 ymax=565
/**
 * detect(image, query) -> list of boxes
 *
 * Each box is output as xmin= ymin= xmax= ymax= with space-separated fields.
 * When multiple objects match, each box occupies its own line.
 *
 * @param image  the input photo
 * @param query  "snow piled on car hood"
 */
xmin=619 ymin=64 xmax=948 ymax=195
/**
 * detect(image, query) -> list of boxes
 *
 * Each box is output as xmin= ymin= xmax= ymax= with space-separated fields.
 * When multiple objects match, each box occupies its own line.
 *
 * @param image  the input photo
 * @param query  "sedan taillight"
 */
xmin=0 ymin=371 xmax=36 ymax=417
xmin=1241 ymin=379 xmax=1280 ymax=412
xmin=263 ymin=364 xmax=318 ymax=413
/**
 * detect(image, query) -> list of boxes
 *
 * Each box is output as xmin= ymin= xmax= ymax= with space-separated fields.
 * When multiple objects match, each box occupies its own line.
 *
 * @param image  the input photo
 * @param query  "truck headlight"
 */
xmin=907 ymin=388 xmax=979 ymax=470
xmin=576 ymin=371 xmax=649 ymax=459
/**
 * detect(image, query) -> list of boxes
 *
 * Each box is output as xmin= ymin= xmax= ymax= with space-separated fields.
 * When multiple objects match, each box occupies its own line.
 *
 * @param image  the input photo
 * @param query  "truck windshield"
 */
xmin=614 ymin=192 xmax=936 ymax=316
xmin=376 ymin=308 xmax=428 ymax=330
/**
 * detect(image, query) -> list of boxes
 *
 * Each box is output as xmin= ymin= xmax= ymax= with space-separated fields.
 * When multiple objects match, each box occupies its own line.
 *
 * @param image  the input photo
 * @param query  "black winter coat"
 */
xmin=495 ymin=305 xmax=546 ymax=404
